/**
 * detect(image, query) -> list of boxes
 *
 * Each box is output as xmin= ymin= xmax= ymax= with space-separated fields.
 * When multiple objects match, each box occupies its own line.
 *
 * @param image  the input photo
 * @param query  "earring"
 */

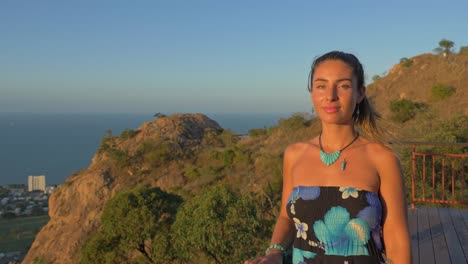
xmin=355 ymin=104 xmax=360 ymax=117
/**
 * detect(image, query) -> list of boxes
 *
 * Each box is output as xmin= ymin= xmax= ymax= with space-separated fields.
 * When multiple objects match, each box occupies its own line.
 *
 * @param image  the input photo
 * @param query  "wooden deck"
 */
xmin=408 ymin=206 xmax=468 ymax=263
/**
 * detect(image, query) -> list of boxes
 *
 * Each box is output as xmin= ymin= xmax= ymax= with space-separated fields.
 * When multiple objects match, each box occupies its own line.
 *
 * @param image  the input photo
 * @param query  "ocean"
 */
xmin=0 ymin=112 xmax=288 ymax=185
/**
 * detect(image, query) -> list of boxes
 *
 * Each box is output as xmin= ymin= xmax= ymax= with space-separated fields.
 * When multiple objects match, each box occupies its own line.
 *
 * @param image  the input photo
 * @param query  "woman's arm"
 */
xmin=376 ymin=148 xmax=412 ymax=263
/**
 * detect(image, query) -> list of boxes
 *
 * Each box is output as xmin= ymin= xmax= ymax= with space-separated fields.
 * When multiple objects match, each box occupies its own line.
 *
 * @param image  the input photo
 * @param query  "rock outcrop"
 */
xmin=23 ymin=113 xmax=222 ymax=264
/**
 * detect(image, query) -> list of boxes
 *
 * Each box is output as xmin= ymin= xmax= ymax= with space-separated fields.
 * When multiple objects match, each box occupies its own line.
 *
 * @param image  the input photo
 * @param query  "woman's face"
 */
xmin=310 ymin=59 xmax=364 ymax=125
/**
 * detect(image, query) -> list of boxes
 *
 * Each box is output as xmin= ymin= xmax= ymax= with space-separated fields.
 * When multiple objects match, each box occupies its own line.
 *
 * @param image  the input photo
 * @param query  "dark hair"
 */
xmin=307 ymin=51 xmax=385 ymax=143
xmin=308 ymin=51 xmax=364 ymax=93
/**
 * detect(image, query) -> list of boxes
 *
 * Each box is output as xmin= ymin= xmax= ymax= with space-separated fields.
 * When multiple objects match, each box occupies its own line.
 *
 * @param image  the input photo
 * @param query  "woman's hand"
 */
xmin=244 ymin=252 xmax=283 ymax=264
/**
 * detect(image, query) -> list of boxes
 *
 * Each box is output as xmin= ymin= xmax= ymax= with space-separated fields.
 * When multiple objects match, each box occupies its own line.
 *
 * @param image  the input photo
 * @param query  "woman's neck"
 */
xmin=319 ymin=124 xmax=358 ymax=151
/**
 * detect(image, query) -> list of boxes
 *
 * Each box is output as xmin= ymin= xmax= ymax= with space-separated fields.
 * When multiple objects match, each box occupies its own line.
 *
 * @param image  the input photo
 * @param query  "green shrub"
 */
xmin=277 ymin=114 xmax=309 ymax=129
xmin=172 ymin=184 xmax=271 ymax=263
xmin=80 ymin=186 xmax=183 ymax=264
xmin=218 ymin=129 xmax=237 ymax=147
xmin=201 ymin=128 xmax=223 ymax=146
xmin=423 ymin=115 xmax=468 ymax=145
xmin=153 ymin=112 xmax=167 ymax=119
xmin=400 ymin=57 xmax=413 ymax=67
xmin=137 ymin=140 xmax=177 ymax=168
xmin=233 ymin=146 xmax=251 ymax=166
xmin=120 ymin=128 xmax=138 ymax=140
xmin=183 ymin=164 xmax=200 ymax=180
xmin=431 ymin=83 xmax=455 ymax=100
xmin=33 ymin=257 xmax=48 ymax=264
xmin=222 ymin=149 xmax=235 ymax=167
xmin=107 ymin=148 xmax=128 ymax=162
xmin=248 ymin=128 xmax=267 ymax=137
xmin=389 ymin=99 xmax=418 ymax=123
xmin=97 ymin=137 xmax=113 ymax=154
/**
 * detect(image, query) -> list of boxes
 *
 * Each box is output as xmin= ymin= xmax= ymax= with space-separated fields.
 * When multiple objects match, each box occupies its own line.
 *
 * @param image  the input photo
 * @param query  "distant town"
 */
xmin=0 ymin=175 xmax=56 ymax=218
xmin=0 ymin=175 xmax=56 ymax=263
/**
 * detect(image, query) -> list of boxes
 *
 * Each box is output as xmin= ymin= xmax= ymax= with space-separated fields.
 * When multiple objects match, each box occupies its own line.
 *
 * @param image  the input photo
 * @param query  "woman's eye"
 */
xmin=339 ymin=84 xmax=351 ymax=89
xmin=315 ymin=85 xmax=325 ymax=89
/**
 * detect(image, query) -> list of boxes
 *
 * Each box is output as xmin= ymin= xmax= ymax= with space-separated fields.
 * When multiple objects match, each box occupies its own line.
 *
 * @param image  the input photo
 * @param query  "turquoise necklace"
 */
xmin=319 ymin=132 xmax=359 ymax=171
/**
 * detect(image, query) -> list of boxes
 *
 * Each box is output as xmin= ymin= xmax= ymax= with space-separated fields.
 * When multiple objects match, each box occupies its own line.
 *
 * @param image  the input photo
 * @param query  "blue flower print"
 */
xmin=292 ymin=247 xmax=316 ymax=264
xmin=293 ymin=217 xmax=308 ymax=240
xmin=299 ymin=186 xmax=320 ymax=200
xmin=313 ymin=206 xmax=370 ymax=256
xmin=287 ymin=186 xmax=320 ymax=204
xmin=357 ymin=206 xmax=379 ymax=229
xmin=357 ymin=192 xmax=384 ymax=249
xmin=288 ymin=187 xmax=320 ymax=216
xmin=365 ymin=192 xmax=382 ymax=210
xmin=372 ymin=227 xmax=383 ymax=250
xmin=339 ymin=187 xmax=359 ymax=199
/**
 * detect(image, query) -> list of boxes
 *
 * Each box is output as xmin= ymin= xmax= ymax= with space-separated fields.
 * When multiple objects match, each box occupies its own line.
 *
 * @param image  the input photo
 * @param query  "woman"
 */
xmin=245 ymin=51 xmax=411 ymax=264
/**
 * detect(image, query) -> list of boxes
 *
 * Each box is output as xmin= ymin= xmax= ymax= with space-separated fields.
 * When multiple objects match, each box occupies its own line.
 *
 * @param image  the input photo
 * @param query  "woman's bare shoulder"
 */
xmin=364 ymin=140 xmax=400 ymax=169
xmin=284 ymin=139 xmax=317 ymax=161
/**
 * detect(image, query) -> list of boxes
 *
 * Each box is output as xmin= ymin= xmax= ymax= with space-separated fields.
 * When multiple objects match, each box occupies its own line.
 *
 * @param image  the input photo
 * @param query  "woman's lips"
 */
xmin=323 ymin=106 xmax=340 ymax=113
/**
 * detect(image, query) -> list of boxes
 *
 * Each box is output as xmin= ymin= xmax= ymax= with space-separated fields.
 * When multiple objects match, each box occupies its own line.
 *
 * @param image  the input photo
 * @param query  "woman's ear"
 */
xmin=357 ymin=86 xmax=366 ymax=103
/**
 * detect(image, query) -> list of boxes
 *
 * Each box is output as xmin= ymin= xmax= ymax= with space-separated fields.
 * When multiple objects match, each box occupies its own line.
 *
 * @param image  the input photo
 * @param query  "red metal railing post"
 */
xmin=422 ymin=154 xmax=426 ymax=199
xmin=432 ymin=156 xmax=436 ymax=201
xmin=462 ymin=158 xmax=465 ymax=203
xmin=442 ymin=158 xmax=445 ymax=202
xmin=451 ymin=159 xmax=455 ymax=201
xmin=411 ymin=144 xmax=416 ymax=209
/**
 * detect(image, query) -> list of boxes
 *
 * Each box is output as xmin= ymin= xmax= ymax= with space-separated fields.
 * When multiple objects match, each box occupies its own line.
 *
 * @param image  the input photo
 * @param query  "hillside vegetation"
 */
xmin=25 ymin=51 xmax=467 ymax=264
xmin=367 ymin=53 xmax=467 ymax=137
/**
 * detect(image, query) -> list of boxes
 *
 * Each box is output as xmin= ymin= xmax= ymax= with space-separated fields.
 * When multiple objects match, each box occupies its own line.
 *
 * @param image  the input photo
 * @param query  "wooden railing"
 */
xmin=407 ymin=142 xmax=468 ymax=209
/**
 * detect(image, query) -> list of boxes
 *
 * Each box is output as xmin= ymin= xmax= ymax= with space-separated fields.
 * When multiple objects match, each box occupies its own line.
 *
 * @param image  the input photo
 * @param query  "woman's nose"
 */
xmin=325 ymin=86 xmax=338 ymax=101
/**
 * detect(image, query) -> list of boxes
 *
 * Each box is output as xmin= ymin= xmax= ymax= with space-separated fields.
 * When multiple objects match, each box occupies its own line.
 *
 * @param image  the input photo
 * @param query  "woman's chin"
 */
xmin=319 ymin=116 xmax=353 ymax=125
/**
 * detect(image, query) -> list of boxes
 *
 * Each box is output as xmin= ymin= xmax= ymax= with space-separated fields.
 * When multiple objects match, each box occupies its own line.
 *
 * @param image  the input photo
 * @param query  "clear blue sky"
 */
xmin=1 ymin=0 xmax=467 ymax=114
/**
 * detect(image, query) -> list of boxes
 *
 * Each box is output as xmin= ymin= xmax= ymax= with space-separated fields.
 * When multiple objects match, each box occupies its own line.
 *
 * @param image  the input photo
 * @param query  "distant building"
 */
xmin=45 ymin=185 xmax=56 ymax=194
xmin=7 ymin=184 xmax=26 ymax=193
xmin=28 ymin=175 xmax=46 ymax=192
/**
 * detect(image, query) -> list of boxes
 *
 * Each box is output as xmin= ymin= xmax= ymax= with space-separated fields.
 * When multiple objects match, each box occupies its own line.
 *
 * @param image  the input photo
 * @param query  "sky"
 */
xmin=1 ymin=0 xmax=468 ymax=115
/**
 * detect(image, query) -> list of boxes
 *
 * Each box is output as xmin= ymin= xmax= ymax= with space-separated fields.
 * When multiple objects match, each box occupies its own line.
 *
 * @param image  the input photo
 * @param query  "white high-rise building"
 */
xmin=28 ymin=175 xmax=46 ymax=192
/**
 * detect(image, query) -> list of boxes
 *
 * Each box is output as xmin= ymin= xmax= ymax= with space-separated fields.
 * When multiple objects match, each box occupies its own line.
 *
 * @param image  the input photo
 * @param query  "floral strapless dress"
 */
xmin=286 ymin=186 xmax=386 ymax=264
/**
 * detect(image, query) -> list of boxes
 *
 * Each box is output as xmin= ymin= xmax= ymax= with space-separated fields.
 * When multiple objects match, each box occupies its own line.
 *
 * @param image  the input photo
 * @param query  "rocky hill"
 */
xmin=367 ymin=53 xmax=468 ymax=138
xmin=23 ymin=114 xmax=224 ymax=263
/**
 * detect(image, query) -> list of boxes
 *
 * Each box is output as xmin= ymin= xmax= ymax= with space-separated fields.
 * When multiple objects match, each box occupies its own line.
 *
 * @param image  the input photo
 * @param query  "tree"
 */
xmin=104 ymin=129 xmax=113 ymax=138
xmin=434 ymin=39 xmax=455 ymax=54
xmin=80 ymin=233 xmax=126 ymax=264
xmin=172 ymin=184 xmax=272 ymax=264
xmin=0 ymin=187 xmax=9 ymax=198
xmin=120 ymin=128 xmax=138 ymax=140
xmin=80 ymin=186 xmax=183 ymax=263
xmin=427 ymin=115 xmax=468 ymax=143
xmin=400 ymin=57 xmax=413 ymax=67
xmin=153 ymin=112 xmax=167 ymax=119
xmin=2 ymin=211 xmax=16 ymax=219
